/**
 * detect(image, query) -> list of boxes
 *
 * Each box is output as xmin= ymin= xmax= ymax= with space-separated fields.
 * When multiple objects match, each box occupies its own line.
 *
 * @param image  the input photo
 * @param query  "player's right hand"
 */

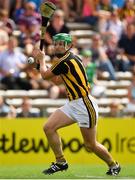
xmin=32 ymin=48 xmax=45 ymax=64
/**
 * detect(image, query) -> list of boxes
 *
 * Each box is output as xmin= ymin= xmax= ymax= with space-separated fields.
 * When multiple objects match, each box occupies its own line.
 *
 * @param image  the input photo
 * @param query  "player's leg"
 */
xmin=43 ymin=109 xmax=75 ymax=174
xmin=43 ymin=109 xmax=74 ymax=161
xmin=80 ymin=126 xmax=121 ymax=175
xmin=80 ymin=126 xmax=115 ymax=165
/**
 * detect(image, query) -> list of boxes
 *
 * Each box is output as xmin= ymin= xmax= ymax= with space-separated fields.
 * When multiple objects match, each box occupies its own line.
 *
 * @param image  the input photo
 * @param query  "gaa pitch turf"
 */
xmin=0 ymin=164 xmax=135 ymax=179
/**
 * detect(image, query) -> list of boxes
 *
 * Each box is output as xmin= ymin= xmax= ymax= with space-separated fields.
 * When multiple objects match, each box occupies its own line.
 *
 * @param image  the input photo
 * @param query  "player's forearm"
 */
xmin=39 ymin=59 xmax=54 ymax=80
xmin=32 ymin=48 xmax=54 ymax=80
xmin=39 ymin=59 xmax=48 ymax=79
xmin=51 ymin=76 xmax=63 ymax=85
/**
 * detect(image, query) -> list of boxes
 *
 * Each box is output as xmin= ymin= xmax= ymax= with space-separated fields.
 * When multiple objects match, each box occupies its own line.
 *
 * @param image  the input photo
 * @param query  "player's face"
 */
xmin=54 ymin=41 xmax=67 ymax=54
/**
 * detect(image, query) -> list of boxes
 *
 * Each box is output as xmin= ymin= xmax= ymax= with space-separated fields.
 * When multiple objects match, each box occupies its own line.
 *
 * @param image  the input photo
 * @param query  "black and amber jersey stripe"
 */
xmin=51 ymin=52 xmax=90 ymax=101
xmin=83 ymin=96 xmax=97 ymax=128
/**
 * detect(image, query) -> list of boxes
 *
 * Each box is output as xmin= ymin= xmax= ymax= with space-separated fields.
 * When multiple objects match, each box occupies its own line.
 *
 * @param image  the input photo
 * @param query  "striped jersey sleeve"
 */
xmin=51 ymin=60 xmax=68 ymax=75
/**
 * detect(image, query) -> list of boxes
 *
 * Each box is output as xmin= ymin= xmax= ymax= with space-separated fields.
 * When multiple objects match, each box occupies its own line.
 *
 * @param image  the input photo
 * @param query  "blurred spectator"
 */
xmin=81 ymin=49 xmax=106 ymax=97
xmin=106 ymin=33 xmax=130 ymax=71
xmin=97 ymin=0 xmax=114 ymax=32
xmin=76 ymin=0 xmax=117 ymax=28
xmin=25 ymin=63 xmax=64 ymax=99
xmin=24 ymin=43 xmax=34 ymax=57
xmin=99 ymin=9 xmax=124 ymax=40
xmin=49 ymin=0 xmax=82 ymax=20
xmin=97 ymin=0 xmax=114 ymax=11
xmin=15 ymin=1 xmax=41 ymax=27
xmin=118 ymin=22 xmax=135 ymax=68
xmin=26 ymin=0 xmax=43 ymax=12
xmin=17 ymin=19 xmax=28 ymax=48
xmin=45 ymin=9 xmax=69 ymax=46
xmin=75 ymin=0 xmax=98 ymax=26
xmin=25 ymin=19 xmax=40 ymax=46
xmin=0 ymin=26 xmax=9 ymax=52
xmin=48 ymin=0 xmax=68 ymax=18
xmin=0 ymin=9 xmax=16 ymax=35
xmin=12 ymin=0 xmax=26 ymax=21
xmin=81 ymin=49 xmax=96 ymax=86
xmin=0 ymin=0 xmax=9 ymax=9
xmin=0 ymin=36 xmax=31 ymax=89
xmin=90 ymin=33 xmax=116 ymax=80
xmin=0 ymin=95 xmax=16 ymax=117
xmin=17 ymin=18 xmax=40 ymax=48
xmin=109 ymin=101 xmax=124 ymax=117
xmin=25 ymin=65 xmax=52 ymax=90
xmin=124 ymin=67 xmax=135 ymax=116
xmin=82 ymin=0 xmax=96 ymax=17
xmin=119 ymin=0 xmax=135 ymax=24
xmin=17 ymin=97 xmax=40 ymax=117
xmin=0 ymin=0 xmax=23 ymax=18
xmin=13 ymin=0 xmax=42 ymax=17
xmin=64 ymin=0 xmax=82 ymax=21
xmin=69 ymin=35 xmax=79 ymax=55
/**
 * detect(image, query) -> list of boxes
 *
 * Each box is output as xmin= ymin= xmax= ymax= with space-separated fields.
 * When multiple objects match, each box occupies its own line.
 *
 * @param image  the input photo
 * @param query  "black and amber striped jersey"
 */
xmin=51 ymin=52 xmax=90 ymax=101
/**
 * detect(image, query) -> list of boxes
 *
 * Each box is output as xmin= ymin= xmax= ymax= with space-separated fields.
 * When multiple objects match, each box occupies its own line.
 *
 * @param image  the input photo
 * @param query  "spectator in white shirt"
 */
xmin=99 ymin=10 xmax=124 ymax=40
xmin=0 ymin=36 xmax=29 ymax=89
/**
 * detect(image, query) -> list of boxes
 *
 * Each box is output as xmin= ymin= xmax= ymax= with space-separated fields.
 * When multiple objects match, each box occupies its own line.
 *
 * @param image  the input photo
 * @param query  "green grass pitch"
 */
xmin=0 ymin=164 xmax=135 ymax=179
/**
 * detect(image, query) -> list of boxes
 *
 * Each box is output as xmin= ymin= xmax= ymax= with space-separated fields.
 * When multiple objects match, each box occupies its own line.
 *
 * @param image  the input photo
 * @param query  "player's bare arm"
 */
xmin=32 ymin=48 xmax=55 ymax=80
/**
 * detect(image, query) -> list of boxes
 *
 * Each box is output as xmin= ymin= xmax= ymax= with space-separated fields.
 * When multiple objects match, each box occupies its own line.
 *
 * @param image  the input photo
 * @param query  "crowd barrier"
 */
xmin=0 ymin=118 xmax=135 ymax=165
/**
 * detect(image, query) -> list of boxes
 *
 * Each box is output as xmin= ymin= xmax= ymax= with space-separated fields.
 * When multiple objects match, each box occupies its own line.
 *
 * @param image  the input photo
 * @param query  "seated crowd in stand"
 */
xmin=0 ymin=0 xmax=135 ymax=118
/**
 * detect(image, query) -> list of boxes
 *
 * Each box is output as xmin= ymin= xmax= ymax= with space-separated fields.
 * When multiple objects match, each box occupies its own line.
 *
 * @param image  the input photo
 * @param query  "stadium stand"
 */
xmin=1 ymin=0 xmax=135 ymax=118
xmin=0 ymin=90 xmax=48 ymax=99
xmin=66 ymin=22 xmax=92 ymax=30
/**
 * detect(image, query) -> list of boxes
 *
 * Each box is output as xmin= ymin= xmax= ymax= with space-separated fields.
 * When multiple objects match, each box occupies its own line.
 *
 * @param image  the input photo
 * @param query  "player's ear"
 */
xmin=65 ymin=43 xmax=72 ymax=51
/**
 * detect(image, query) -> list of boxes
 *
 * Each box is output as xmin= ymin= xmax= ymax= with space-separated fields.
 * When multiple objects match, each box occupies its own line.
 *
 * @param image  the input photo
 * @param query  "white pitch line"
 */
xmin=75 ymin=174 xmax=134 ymax=179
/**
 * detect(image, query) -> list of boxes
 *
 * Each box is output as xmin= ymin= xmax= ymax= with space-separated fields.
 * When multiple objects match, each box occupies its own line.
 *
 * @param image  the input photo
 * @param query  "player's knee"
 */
xmin=43 ymin=123 xmax=53 ymax=135
xmin=84 ymin=142 xmax=96 ymax=152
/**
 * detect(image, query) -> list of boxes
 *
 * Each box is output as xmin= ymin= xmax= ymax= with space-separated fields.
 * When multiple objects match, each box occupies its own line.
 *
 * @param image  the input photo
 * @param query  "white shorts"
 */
xmin=59 ymin=95 xmax=99 ymax=128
